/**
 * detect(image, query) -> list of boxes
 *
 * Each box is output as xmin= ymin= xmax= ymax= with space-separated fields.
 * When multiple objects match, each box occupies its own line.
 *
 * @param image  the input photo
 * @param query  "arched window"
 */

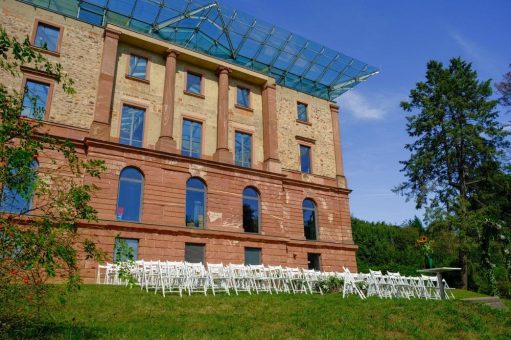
xmin=303 ymin=198 xmax=317 ymax=240
xmin=243 ymin=187 xmax=260 ymax=233
xmin=116 ymin=167 xmax=144 ymax=222
xmin=186 ymin=177 xmax=206 ymax=229
xmin=0 ymin=159 xmax=38 ymax=214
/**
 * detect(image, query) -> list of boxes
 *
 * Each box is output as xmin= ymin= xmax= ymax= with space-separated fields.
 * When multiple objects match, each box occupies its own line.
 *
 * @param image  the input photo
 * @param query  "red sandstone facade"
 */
xmin=1 ymin=0 xmax=358 ymax=282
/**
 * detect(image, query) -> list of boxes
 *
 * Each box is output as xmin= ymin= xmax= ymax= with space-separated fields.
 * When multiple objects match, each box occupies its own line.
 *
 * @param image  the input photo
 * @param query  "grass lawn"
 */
xmin=5 ymin=285 xmax=511 ymax=339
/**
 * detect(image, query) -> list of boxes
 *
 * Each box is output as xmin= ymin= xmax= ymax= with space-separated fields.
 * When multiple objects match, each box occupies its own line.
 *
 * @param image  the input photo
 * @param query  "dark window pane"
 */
xmin=185 ymin=243 xmax=205 ymax=263
xmin=237 ymin=87 xmax=250 ymax=107
xmin=245 ymin=247 xmax=261 ymax=265
xmin=120 ymin=105 xmax=145 ymax=147
xmin=34 ymin=23 xmax=60 ymax=52
xmin=243 ymin=187 xmax=258 ymax=198
xmin=186 ymin=73 xmax=202 ymax=94
xmin=0 ymin=160 xmax=38 ymax=214
xmin=22 ymin=80 xmax=50 ymax=119
xmin=186 ymin=178 xmax=205 ymax=228
xmin=243 ymin=187 xmax=259 ymax=233
xmin=297 ymin=103 xmax=308 ymax=121
xmin=181 ymin=119 xmax=202 ymax=158
xmin=114 ymin=238 xmax=139 ymax=262
xmin=117 ymin=168 xmax=143 ymax=222
xmin=303 ymin=199 xmax=317 ymax=240
xmin=129 ymin=55 xmax=148 ymax=79
xmin=307 ymin=253 xmax=321 ymax=271
xmin=300 ymin=145 xmax=311 ymax=173
xmin=235 ymin=131 xmax=251 ymax=168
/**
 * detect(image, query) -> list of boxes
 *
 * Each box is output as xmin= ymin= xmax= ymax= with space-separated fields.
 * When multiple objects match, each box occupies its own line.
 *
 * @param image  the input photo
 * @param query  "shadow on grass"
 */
xmin=1 ymin=316 xmax=104 ymax=339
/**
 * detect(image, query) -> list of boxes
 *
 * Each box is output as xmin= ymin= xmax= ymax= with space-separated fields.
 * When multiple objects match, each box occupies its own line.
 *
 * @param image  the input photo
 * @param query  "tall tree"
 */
xmin=395 ymin=58 xmax=510 ymax=288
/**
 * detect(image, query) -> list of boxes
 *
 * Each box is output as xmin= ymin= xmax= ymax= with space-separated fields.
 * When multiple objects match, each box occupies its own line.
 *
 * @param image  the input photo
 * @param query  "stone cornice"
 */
xmin=79 ymin=220 xmax=358 ymax=251
xmin=83 ymin=138 xmax=352 ymax=194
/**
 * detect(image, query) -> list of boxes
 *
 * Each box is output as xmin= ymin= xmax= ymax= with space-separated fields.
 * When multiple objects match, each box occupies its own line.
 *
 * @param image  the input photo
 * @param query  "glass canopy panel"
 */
xmin=28 ymin=0 xmax=377 ymax=100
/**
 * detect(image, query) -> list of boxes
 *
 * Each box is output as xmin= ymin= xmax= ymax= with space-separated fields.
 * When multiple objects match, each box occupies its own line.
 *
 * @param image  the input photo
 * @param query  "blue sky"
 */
xmin=220 ymin=0 xmax=511 ymax=224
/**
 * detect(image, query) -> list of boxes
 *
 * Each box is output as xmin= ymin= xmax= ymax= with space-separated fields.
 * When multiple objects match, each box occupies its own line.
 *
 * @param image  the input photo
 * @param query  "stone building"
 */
xmin=0 ymin=0 xmax=377 ymax=281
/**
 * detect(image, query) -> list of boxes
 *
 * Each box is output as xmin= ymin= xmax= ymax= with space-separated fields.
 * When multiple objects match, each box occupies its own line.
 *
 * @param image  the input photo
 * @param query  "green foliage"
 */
xmin=318 ymin=276 xmax=343 ymax=293
xmin=394 ymin=57 xmax=510 ymax=289
xmin=114 ymin=236 xmax=137 ymax=287
xmin=0 ymin=26 xmax=106 ymax=323
xmin=352 ymin=216 xmax=425 ymax=275
xmin=395 ymin=58 xmax=509 ymax=214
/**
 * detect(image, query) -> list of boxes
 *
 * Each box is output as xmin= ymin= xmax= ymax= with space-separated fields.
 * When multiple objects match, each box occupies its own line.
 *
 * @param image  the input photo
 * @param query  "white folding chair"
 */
xmin=207 ymin=263 xmax=231 ymax=295
xmin=341 ymin=267 xmax=366 ymax=299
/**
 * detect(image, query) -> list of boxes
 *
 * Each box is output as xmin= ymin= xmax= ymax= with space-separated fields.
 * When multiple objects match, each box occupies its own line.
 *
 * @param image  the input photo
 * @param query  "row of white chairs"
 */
xmin=97 ymin=262 xmax=454 ymax=300
xmin=97 ymin=261 xmax=324 ymax=296
xmin=341 ymin=268 xmax=455 ymax=300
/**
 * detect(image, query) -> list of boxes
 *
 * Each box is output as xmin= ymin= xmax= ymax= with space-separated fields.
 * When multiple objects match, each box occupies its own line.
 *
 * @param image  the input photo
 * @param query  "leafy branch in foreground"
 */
xmin=0 ymin=26 xmax=106 ymax=320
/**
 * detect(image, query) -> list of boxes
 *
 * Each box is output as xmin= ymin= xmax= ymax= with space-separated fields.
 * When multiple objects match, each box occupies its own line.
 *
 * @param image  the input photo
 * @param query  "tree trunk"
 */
xmin=460 ymin=250 xmax=468 ymax=289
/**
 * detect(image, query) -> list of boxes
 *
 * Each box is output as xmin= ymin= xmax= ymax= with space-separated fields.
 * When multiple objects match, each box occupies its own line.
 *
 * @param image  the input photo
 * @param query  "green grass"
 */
xmin=4 ymin=285 xmax=511 ymax=339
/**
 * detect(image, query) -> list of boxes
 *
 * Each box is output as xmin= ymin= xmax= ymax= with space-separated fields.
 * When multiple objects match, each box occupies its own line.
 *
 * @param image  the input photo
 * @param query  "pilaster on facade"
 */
xmin=262 ymin=83 xmax=282 ymax=174
xmin=156 ymin=49 xmax=180 ymax=153
xmin=213 ymin=66 xmax=233 ymax=163
xmin=89 ymin=27 xmax=121 ymax=141
xmin=330 ymin=103 xmax=348 ymax=189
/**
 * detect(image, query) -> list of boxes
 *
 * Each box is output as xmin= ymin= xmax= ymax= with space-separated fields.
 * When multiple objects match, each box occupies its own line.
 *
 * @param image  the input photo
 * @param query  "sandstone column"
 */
xmin=156 ymin=49 xmax=180 ymax=152
xmin=330 ymin=103 xmax=347 ymax=188
xmin=90 ymin=28 xmax=121 ymax=140
xmin=213 ymin=66 xmax=233 ymax=163
xmin=262 ymin=83 xmax=281 ymax=173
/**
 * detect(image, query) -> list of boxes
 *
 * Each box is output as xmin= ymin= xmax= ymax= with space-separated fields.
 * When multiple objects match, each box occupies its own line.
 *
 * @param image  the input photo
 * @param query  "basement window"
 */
xmin=245 ymin=248 xmax=262 ymax=265
xmin=307 ymin=253 xmax=321 ymax=271
xmin=114 ymin=238 xmax=139 ymax=262
xmin=185 ymin=243 xmax=205 ymax=264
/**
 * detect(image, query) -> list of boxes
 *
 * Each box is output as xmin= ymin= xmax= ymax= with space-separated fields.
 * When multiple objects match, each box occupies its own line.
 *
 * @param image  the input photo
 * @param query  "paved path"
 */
xmin=461 ymin=297 xmax=508 ymax=310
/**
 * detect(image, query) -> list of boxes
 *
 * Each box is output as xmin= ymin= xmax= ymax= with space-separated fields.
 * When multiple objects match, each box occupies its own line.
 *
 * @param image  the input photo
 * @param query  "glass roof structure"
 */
xmin=20 ymin=0 xmax=378 ymax=100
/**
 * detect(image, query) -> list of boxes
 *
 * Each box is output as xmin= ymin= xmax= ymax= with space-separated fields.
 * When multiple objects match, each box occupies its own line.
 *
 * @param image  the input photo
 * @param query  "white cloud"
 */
xmin=449 ymin=31 xmax=484 ymax=63
xmin=448 ymin=30 xmax=500 ymax=76
xmin=337 ymin=90 xmax=399 ymax=120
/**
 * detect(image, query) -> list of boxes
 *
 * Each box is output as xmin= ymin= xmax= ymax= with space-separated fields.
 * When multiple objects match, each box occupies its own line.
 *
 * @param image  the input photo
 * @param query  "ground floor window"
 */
xmin=185 ymin=243 xmax=205 ymax=263
xmin=114 ymin=238 xmax=139 ymax=262
xmin=307 ymin=253 xmax=321 ymax=271
xmin=244 ymin=247 xmax=261 ymax=265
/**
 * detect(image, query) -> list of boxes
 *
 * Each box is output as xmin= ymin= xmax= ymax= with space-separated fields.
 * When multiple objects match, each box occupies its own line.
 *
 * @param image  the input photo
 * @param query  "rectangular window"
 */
xmin=300 ymin=145 xmax=311 ymax=173
xmin=128 ymin=55 xmax=148 ymax=80
xmin=22 ymin=79 xmax=50 ymax=120
xmin=120 ymin=105 xmax=145 ymax=147
xmin=185 ymin=243 xmax=205 ymax=264
xmin=114 ymin=238 xmax=139 ymax=262
xmin=244 ymin=247 xmax=261 ymax=266
xmin=181 ymin=119 xmax=202 ymax=158
xmin=235 ymin=131 xmax=252 ymax=168
xmin=237 ymin=86 xmax=250 ymax=108
xmin=307 ymin=253 xmax=321 ymax=271
xmin=34 ymin=22 xmax=60 ymax=52
xmin=186 ymin=72 xmax=202 ymax=94
xmin=297 ymin=102 xmax=308 ymax=122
